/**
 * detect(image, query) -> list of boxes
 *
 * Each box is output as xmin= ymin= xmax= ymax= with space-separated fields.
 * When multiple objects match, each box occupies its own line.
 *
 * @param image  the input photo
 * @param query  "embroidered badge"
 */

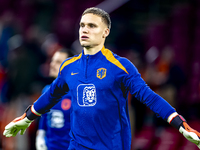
xmin=97 ymin=68 xmax=107 ymax=79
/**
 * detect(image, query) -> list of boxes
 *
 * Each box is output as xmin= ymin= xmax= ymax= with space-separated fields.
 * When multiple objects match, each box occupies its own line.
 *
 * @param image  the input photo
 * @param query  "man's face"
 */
xmin=79 ymin=13 xmax=109 ymax=48
xmin=49 ymin=52 xmax=68 ymax=78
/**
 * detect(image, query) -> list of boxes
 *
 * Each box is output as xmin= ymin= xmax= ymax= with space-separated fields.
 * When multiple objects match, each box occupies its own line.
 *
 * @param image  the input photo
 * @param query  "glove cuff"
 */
xmin=23 ymin=116 xmax=33 ymax=123
xmin=169 ymin=114 xmax=186 ymax=130
xmin=25 ymin=105 xmax=41 ymax=121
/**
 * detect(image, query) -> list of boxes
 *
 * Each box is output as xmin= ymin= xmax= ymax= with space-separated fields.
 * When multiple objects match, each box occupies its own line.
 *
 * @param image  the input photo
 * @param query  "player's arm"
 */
xmin=167 ymin=112 xmax=200 ymax=148
xmin=122 ymin=58 xmax=200 ymax=149
xmin=3 ymin=73 xmax=69 ymax=137
xmin=122 ymin=58 xmax=176 ymax=119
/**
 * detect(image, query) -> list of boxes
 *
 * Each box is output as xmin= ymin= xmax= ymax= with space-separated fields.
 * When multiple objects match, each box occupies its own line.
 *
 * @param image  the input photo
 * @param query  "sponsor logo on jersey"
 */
xmin=97 ymin=68 xmax=106 ymax=79
xmin=49 ymin=110 xmax=64 ymax=128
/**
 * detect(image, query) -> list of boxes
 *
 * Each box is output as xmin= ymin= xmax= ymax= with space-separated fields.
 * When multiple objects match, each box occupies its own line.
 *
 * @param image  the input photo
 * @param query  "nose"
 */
xmin=82 ymin=26 xmax=88 ymax=33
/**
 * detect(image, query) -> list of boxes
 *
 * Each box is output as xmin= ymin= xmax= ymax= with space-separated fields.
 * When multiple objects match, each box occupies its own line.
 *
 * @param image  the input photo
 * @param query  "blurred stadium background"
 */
xmin=0 ymin=0 xmax=200 ymax=149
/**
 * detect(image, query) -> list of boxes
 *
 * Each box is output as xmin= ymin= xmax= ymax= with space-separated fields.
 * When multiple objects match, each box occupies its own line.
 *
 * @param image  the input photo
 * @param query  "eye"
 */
xmin=89 ymin=23 xmax=96 ymax=28
xmin=80 ymin=23 xmax=84 ymax=27
xmin=90 ymin=24 xmax=94 ymax=28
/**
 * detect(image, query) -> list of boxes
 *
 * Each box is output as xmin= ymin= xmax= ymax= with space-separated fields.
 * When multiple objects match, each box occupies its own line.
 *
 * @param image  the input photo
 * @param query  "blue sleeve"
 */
xmin=33 ymin=73 xmax=69 ymax=114
xmin=121 ymin=58 xmax=176 ymax=120
xmin=42 ymin=85 xmax=51 ymax=94
xmin=38 ymin=114 xmax=47 ymax=130
xmin=37 ymin=85 xmax=50 ymax=130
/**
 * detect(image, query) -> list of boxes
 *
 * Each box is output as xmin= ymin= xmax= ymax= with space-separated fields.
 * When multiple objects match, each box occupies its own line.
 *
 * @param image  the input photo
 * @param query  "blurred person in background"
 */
xmin=0 ymin=10 xmax=15 ymax=68
xmin=36 ymin=48 xmax=73 ymax=150
xmin=0 ymin=24 xmax=47 ymax=150
xmin=5 ymin=25 xmax=47 ymax=101
xmin=3 ymin=7 xmax=200 ymax=150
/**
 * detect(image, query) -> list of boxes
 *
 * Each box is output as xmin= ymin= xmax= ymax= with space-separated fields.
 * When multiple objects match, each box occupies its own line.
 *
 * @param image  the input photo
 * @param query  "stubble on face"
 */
xmin=81 ymin=44 xmax=91 ymax=49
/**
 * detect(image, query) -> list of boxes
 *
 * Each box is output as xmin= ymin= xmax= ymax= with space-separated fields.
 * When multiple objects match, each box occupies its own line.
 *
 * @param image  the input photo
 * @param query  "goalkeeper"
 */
xmin=3 ymin=7 xmax=200 ymax=150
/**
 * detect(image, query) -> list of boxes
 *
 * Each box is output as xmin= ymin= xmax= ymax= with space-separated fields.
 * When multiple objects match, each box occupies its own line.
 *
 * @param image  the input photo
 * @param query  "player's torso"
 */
xmin=65 ymin=52 xmax=123 ymax=117
xmin=60 ymin=48 xmax=131 ymax=149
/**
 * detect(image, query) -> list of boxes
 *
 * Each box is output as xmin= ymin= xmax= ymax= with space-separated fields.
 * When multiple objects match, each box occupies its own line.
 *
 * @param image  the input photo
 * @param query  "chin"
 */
xmin=49 ymin=72 xmax=55 ymax=77
xmin=81 ymin=44 xmax=91 ymax=48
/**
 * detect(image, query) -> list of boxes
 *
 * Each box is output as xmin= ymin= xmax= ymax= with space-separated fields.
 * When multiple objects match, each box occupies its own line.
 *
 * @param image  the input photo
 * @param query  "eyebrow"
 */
xmin=80 ymin=23 xmax=98 ymax=29
xmin=88 ymin=23 xmax=97 ymax=26
xmin=80 ymin=22 xmax=97 ymax=26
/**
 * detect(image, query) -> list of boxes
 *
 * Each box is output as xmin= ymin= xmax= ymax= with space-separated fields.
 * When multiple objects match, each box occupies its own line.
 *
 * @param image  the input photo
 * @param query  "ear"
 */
xmin=102 ymin=28 xmax=110 ymax=38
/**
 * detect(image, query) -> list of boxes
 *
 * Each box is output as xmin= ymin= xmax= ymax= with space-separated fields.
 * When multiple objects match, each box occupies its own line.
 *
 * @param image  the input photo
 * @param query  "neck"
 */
xmin=83 ymin=44 xmax=104 ymax=55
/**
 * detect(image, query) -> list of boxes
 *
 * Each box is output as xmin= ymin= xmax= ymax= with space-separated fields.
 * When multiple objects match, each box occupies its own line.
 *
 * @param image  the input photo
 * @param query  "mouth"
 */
xmin=50 ymin=66 xmax=57 ymax=72
xmin=81 ymin=35 xmax=89 ymax=40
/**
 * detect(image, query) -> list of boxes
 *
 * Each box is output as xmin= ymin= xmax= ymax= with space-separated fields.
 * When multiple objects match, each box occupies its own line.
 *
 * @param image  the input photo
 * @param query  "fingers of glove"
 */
xmin=20 ymin=128 xmax=26 ymax=135
xmin=36 ymin=143 xmax=47 ymax=150
xmin=184 ymin=132 xmax=200 ymax=144
xmin=180 ymin=127 xmax=200 ymax=145
xmin=12 ymin=128 xmax=21 ymax=137
xmin=3 ymin=129 xmax=13 ymax=137
xmin=183 ymin=122 xmax=200 ymax=138
xmin=3 ymin=122 xmax=16 ymax=137
xmin=3 ymin=127 xmax=19 ymax=137
xmin=36 ymin=137 xmax=47 ymax=150
xmin=38 ymin=145 xmax=47 ymax=150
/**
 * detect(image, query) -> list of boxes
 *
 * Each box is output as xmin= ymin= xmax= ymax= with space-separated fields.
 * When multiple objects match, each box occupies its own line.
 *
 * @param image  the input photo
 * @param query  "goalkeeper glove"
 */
xmin=36 ymin=130 xmax=47 ymax=150
xmin=3 ymin=105 xmax=41 ymax=137
xmin=168 ymin=112 xmax=200 ymax=149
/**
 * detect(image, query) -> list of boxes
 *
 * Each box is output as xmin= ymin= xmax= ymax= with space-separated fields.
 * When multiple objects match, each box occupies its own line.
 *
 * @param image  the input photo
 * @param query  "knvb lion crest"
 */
xmin=97 ymin=68 xmax=107 ymax=79
xmin=83 ymin=86 xmax=96 ymax=106
xmin=77 ymin=84 xmax=97 ymax=107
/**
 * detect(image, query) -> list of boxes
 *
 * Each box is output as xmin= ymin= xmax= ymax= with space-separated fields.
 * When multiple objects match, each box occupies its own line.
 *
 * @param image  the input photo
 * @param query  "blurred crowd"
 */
xmin=0 ymin=0 xmax=200 ymax=150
